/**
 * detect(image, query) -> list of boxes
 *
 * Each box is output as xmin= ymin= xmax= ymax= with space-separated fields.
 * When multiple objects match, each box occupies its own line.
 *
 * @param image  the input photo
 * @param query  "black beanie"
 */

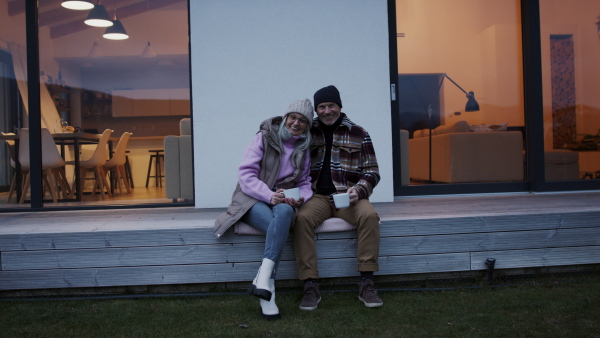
xmin=313 ymin=85 xmax=342 ymax=111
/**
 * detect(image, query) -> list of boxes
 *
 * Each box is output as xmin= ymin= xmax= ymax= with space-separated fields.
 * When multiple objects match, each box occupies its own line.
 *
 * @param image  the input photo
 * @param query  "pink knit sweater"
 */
xmin=238 ymin=133 xmax=312 ymax=204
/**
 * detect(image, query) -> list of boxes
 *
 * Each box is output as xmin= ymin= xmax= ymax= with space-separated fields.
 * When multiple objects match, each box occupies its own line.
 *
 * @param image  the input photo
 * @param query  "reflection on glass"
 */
xmin=396 ymin=0 xmax=524 ymax=185
xmin=0 ymin=1 xmax=191 ymax=208
xmin=540 ymin=1 xmax=600 ymax=181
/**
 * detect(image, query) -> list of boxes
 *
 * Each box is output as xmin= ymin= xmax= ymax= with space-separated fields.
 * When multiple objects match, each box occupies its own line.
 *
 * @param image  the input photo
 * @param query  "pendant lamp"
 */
xmin=88 ymin=42 xmax=103 ymax=58
xmin=61 ymin=1 xmax=94 ymax=10
xmin=84 ymin=3 xmax=113 ymax=27
xmin=103 ymin=1 xmax=128 ymax=40
xmin=103 ymin=19 xmax=128 ymax=40
xmin=142 ymin=42 xmax=157 ymax=58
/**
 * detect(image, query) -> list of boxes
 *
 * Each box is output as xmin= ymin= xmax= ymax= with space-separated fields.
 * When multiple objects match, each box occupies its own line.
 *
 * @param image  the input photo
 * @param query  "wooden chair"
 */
xmin=1 ymin=133 xmax=18 ymax=203
xmin=103 ymin=132 xmax=132 ymax=194
xmin=18 ymin=128 xmax=71 ymax=203
xmin=72 ymin=129 xmax=113 ymax=199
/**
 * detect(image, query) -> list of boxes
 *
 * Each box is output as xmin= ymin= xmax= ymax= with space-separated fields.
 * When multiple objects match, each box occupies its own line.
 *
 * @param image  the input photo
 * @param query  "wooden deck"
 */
xmin=1 ymin=191 xmax=599 ymax=292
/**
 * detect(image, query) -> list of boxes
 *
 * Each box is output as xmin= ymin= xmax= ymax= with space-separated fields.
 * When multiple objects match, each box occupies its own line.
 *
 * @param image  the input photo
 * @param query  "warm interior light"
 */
xmin=61 ymin=1 xmax=94 ymax=10
xmin=84 ymin=4 xmax=113 ymax=27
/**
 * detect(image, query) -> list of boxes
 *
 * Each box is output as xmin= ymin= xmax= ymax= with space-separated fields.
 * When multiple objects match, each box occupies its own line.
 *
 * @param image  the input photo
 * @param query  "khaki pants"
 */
xmin=293 ymin=194 xmax=380 ymax=280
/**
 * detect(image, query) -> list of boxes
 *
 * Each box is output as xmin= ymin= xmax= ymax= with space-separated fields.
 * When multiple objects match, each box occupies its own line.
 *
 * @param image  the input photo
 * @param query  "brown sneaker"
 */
xmin=358 ymin=279 xmax=383 ymax=308
xmin=299 ymin=282 xmax=321 ymax=311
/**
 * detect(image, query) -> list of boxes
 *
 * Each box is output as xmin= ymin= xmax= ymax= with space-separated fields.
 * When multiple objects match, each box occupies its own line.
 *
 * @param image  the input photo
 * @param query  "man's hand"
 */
xmin=284 ymin=196 xmax=304 ymax=207
xmin=348 ymin=187 xmax=359 ymax=205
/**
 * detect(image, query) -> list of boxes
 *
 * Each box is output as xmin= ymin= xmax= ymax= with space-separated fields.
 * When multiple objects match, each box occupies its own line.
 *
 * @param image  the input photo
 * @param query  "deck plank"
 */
xmin=3 ymin=226 xmax=599 ymax=271
xmin=0 ymin=252 xmax=474 ymax=290
xmin=470 ymin=246 xmax=600 ymax=270
xmin=1 ymin=192 xmax=599 ymax=291
xmin=2 ymin=211 xmax=599 ymax=252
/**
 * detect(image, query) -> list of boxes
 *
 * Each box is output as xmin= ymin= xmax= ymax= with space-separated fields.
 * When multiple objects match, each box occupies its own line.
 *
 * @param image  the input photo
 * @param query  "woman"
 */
xmin=214 ymin=98 xmax=314 ymax=320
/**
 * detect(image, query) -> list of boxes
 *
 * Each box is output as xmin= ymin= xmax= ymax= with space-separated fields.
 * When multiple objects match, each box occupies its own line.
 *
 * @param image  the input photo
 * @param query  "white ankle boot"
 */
xmin=249 ymin=258 xmax=275 ymax=301
xmin=260 ymin=279 xmax=280 ymax=320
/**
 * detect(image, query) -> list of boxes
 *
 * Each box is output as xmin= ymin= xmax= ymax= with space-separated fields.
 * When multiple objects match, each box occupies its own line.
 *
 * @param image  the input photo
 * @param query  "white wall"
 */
xmin=190 ymin=0 xmax=393 ymax=208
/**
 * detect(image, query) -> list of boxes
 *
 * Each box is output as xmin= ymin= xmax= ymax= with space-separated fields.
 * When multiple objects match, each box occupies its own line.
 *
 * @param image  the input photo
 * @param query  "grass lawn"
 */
xmin=1 ymin=276 xmax=599 ymax=337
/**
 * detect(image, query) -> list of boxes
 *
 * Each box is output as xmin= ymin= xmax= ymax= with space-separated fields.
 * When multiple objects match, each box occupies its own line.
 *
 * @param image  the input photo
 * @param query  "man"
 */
xmin=293 ymin=85 xmax=382 ymax=310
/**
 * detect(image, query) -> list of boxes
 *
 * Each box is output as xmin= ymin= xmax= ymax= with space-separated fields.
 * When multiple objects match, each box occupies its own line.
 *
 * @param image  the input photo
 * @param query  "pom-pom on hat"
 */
xmin=284 ymin=98 xmax=314 ymax=122
xmin=313 ymin=85 xmax=342 ymax=111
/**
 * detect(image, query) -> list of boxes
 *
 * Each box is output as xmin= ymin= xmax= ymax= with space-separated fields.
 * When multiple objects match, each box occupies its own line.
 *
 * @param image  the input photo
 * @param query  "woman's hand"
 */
xmin=270 ymin=189 xmax=285 ymax=205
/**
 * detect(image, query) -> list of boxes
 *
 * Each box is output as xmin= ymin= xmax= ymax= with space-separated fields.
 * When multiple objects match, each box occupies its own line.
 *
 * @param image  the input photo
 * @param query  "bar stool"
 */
xmin=146 ymin=149 xmax=164 ymax=187
xmin=124 ymin=150 xmax=134 ymax=188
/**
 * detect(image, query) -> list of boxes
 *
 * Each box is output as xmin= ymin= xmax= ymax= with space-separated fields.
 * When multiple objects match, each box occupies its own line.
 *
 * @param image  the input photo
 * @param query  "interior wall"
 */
xmin=396 ymin=0 xmax=523 ymax=128
xmin=52 ymin=3 xmax=189 ymax=58
xmin=190 ymin=0 xmax=393 ymax=208
xmin=0 ymin=5 xmax=26 ymax=49
xmin=51 ymin=2 xmax=190 ymax=103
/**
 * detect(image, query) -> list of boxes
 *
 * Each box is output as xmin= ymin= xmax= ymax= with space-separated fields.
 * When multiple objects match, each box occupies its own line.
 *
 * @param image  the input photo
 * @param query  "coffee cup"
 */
xmin=332 ymin=193 xmax=350 ymax=209
xmin=283 ymin=187 xmax=300 ymax=201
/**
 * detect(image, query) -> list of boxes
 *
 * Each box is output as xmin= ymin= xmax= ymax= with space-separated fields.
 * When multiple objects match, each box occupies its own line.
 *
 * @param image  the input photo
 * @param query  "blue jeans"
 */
xmin=242 ymin=201 xmax=294 ymax=279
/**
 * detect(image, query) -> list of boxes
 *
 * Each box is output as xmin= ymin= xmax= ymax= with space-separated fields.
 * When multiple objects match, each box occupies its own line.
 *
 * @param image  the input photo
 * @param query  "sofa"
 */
xmin=408 ymin=120 xmax=524 ymax=183
xmin=545 ymin=149 xmax=579 ymax=181
xmin=164 ymin=118 xmax=193 ymax=201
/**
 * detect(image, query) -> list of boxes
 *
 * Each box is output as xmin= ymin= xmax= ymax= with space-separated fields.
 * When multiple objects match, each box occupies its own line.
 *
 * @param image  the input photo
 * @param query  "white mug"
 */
xmin=333 ymin=193 xmax=350 ymax=209
xmin=283 ymin=187 xmax=300 ymax=201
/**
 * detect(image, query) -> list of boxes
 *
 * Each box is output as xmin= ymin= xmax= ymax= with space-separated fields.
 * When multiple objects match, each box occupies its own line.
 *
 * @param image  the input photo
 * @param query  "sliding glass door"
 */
xmin=393 ymin=0 xmax=527 ymax=195
xmin=0 ymin=0 xmax=192 ymax=209
xmin=0 ymin=50 xmax=19 ymax=195
xmin=539 ymin=1 xmax=600 ymax=183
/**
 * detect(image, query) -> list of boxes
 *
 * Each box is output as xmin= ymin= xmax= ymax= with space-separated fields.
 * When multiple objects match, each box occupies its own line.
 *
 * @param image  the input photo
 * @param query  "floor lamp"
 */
xmin=428 ymin=73 xmax=480 ymax=182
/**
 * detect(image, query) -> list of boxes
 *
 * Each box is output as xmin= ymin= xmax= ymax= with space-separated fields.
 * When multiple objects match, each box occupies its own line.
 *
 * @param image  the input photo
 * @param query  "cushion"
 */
xmin=413 ymin=129 xmax=425 ymax=138
xmin=434 ymin=120 xmax=471 ymax=135
xmin=234 ymin=221 xmax=264 ymax=235
xmin=469 ymin=122 xmax=508 ymax=132
xmin=413 ymin=120 xmax=470 ymax=138
xmin=316 ymin=217 xmax=357 ymax=233
xmin=234 ymin=217 xmax=357 ymax=235
xmin=545 ymin=150 xmax=579 ymax=164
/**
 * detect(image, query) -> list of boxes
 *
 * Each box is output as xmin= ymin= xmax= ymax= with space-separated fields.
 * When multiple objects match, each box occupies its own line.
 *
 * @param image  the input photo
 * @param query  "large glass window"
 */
xmin=0 ymin=50 xmax=18 ymax=196
xmin=540 ymin=1 xmax=600 ymax=181
xmin=0 ymin=1 xmax=191 ymax=209
xmin=396 ymin=0 xmax=525 ymax=187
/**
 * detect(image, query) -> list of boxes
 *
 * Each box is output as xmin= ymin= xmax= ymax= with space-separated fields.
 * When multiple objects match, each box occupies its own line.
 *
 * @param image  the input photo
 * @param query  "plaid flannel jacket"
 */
xmin=310 ymin=114 xmax=380 ymax=199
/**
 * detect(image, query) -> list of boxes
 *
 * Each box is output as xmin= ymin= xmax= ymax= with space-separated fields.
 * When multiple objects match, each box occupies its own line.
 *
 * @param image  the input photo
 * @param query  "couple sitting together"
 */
xmin=214 ymin=85 xmax=382 ymax=320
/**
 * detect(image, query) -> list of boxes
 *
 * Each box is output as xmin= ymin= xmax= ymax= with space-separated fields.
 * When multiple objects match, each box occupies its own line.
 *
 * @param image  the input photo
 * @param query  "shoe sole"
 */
xmin=260 ymin=308 xmax=281 ymax=320
xmin=248 ymin=284 xmax=272 ymax=301
xmin=359 ymin=296 xmax=383 ymax=308
xmin=299 ymin=297 xmax=321 ymax=311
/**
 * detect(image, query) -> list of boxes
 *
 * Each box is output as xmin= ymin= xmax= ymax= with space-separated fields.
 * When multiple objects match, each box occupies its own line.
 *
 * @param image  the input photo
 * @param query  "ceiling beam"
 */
xmin=50 ymin=0 xmax=185 ymax=39
xmin=8 ymin=0 xmax=58 ymax=16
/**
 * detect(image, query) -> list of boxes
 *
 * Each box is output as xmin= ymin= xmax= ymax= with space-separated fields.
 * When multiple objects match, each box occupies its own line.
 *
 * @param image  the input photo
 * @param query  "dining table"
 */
xmin=52 ymin=132 xmax=115 ymax=201
xmin=1 ymin=131 xmax=115 ymax=202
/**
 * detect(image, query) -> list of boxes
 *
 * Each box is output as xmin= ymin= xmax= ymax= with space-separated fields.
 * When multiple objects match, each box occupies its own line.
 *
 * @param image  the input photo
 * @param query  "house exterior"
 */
xmin=1 ymin=0 xmax=598 ymax=211
xmin=0 ymin=1 xmax=599 ymax=293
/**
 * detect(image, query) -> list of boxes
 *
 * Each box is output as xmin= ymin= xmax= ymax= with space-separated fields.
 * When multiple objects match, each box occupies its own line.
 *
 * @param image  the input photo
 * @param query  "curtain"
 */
xmin=9 ymin=42 xmax=60 ymax=130
xmin=8 ymin=42 xmax=74 ymax=183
